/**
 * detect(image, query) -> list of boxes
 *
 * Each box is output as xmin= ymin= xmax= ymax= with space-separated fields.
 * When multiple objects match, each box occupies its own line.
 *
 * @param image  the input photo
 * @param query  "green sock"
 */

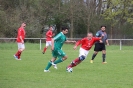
xmin=45 ymin=61 xmax=52 ymax=70
xmin=54 ymin=58 xmax=63 ymax=64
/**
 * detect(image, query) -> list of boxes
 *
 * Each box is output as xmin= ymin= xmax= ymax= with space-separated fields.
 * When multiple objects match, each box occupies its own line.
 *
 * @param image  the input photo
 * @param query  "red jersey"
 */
xmin=16 ymin=27 xmax=25 ymax=43
xmin=75 ymin=37 xmax=100 ymax=50
xmin=46 ymin=30 xmax=53 ymax=41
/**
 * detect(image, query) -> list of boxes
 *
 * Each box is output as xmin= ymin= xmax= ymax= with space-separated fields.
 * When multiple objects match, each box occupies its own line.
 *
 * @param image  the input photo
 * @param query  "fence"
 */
xmin=0 ymin=38 xmax=133 ymax=50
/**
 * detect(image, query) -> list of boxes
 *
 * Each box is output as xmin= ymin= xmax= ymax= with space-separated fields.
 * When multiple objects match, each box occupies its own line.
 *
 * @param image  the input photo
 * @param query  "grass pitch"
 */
xmin=0 ymin=43 xmax=133 ymax=88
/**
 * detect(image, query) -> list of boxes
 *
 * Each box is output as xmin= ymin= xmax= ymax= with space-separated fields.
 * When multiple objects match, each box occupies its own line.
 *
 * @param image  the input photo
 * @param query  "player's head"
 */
xmin=100 ymin=26 xmax=106 ymax=32
xmin=62 ymin=27 xmax=69 ymax=34
xmin=49 ymin=26 xmax=54 ymax=31
xmin=87 ymin=32 xmax=93 ymax=40
xmin=21 ymin=22 xmax=26 ymax=28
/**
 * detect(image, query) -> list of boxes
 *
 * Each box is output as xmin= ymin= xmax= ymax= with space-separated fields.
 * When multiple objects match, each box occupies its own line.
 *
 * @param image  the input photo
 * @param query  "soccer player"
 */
xmin=44 ymin=27 xmax=75 ymax=72
xmin=42 ymin=26 xmax=54 ymax=54
xmin=14 ymin=23 xmax=26 ymax=60
xmin=66 ymin=32 xmax=103 ymax=72
xmin=90 ymin=26 xmax=109 ymax=64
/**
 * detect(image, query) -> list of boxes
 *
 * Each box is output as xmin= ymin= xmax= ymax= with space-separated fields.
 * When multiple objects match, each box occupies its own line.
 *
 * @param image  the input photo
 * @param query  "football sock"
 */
xmin=68 ymin=58 xmax=82 ymax=68
xmin=91 ymin=53 xmax=97 ymax=60
xmin=73 ymin=58 xmax=80 ymax=62
xmin=68 ymin=62 xmax=76 ymax=68
xmin=54 ymin=58 xmax=63 ymax=64
xmin=15 ymin=51 xmax=19 ymax=56
xmin=15 ymin=50 xmax=21 ymax=57
xmin=43 ymin=47 xmax=47 ymax=52
xmin=18 ymin=51 xmax=22 ymax=59
xmin=102 ymin=54 xmax=106 ymax=62
xmin=45 ymin=61 xmax=52 ymax=70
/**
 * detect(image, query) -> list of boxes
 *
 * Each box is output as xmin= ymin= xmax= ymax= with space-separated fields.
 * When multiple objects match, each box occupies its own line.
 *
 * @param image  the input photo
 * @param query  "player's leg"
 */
xmin=18 ymin=43 xmax=25 ymax=59
xmin=67 ymin=55 xmax=85 ymax=68
xmin=44 ymin=57 xmax=57 ymax=72
xmin=53 ymin=49 xmax=67 ymax=64
xmin=44 ymin=50 xmax=57 ymax=72
xmin=50 ymin=53 xmax=67 ymax=69
xmin=91 ymin=51 xmax=98 ymax=63
xmin=42 ymin=46 xmax=48 ymax=54
xmin=50 ymin=50 xmax=67 ymax=69
xmin=42 ymin=41 xmax=51 ymax=54
xmin=14 ymin=43 xmax=25 ymax=60
xmin=90 ymin=43 xmax=100 ymax=63
xmin=53 ymin=55 xmax=67 ymax=64
xmin=102 ymin=44 xmax=107 ymax=63
xmin=67 ymin=48 xmax=88 ymax=68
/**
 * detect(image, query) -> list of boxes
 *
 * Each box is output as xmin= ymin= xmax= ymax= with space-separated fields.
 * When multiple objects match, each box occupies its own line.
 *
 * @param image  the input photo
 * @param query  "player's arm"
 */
xmin=73 ymin=39 xmax=84 ymax=50
xmin=105 ymin=34 xmax=109 ymax=45
xmin=96 ymin=31 xmax=100 ymax=37
xmin=106 ymin=39 xmax=109 ymax=45
xmin=51 ymin=38 xmax=55 ymax=50
xmin=93 ymin=37 xmax=102 ymax=43
xmin=96 ymin=31 xmax=103 ymax=43
xmin=46 ymin=31 xmax=52 ymax=38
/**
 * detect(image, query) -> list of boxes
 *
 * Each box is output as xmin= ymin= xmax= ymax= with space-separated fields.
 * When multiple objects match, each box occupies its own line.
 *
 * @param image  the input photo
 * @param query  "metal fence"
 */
xmin=0 ymin=38 xmax=133 ymax=50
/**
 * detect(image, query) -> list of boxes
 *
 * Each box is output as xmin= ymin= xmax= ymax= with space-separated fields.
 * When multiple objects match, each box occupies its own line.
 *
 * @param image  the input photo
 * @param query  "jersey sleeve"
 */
xmin=53 ymin=33 xmax=61 ymax=41
xmin=18 ymin=28 xmax=22 ymax=37
xmin=96 ymin=31 xmax=101 ymax=37
xmin=94 ymin=37 xmax=101 ymax=42
xmin=75 ymin=38 xmax=85 ymax=46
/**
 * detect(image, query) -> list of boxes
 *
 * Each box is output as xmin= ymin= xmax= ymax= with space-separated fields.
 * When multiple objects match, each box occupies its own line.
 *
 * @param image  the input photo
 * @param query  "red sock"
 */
xmin=68 ymin=58 xmax=82 ymax=68
xmin=73 ymin=58 xmax=80 ymax=63
xmin=15 ymin=50 xmax=20 ymax=56
xmin=18 ymin=51 xmax=22 ymax=59
xmin=43 ymin=47 xmax=47 ymax=52
xmin=15 ymin=50 xmax=22 ymax=59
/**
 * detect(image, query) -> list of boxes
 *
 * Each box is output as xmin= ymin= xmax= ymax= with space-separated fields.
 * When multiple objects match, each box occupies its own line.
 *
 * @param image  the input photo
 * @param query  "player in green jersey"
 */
xmin=44 ymin=27 xmax=75 ymax=72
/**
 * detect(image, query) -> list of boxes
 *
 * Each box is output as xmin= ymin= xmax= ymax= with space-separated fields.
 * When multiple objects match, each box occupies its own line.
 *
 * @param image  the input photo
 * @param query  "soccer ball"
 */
xmin=67 ymin=67 xmax=73 ymax=72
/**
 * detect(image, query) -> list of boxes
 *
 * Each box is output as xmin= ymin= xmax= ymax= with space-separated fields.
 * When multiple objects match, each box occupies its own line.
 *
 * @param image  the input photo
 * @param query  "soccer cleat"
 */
xmin=44 ymin=70 xmax=50 ymax=72
xmin=90 ymin=60 xmax=93 ymax=63
xmin=53 ymin=64 xmax=57 ymax=69
xmin=17 ymin=58 xmax=21 ymax=60
xmin=51 ymin=62 xmax=58 ymax=69
xmin=14 ymin=55 xmax=22 ymax=60
xmin=42 ymin=52 xmax=45 ymax=54
xmin=102 ymin=62 xmax=107 ymax=64
xmin=14 ymin=55 xmax=18 ymax=60
xmin=66 ymin=67 xmax=73 ymax=73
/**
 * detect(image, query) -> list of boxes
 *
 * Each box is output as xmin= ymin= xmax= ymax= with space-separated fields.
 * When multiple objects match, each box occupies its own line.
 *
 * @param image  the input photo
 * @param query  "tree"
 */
xmin=102 ymin=0 xmax=133 ymax=40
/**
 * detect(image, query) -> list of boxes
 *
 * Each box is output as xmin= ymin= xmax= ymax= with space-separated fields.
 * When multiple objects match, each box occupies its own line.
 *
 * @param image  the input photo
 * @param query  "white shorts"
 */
xmin=17 ymin=43 xmax=25 ymax=49
xmin=46 ymin=41 xmax=52 ymax=47
xmin=79 ymin=48 xmax=89 ymax=58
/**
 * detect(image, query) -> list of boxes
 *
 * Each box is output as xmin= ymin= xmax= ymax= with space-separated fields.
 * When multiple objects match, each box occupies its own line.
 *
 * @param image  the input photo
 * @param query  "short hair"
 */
xmin=21 ymin=22 xmax=26 ymax=26
xmin=61 ymin=27 xmax=69 ymax=31
xmin=87 ymin=32 xmax=93 ymax=35
xmin=22 ymin=22 xmax=26 ymax=24
xmin=101 ymin=26 xmax=106 ymax=28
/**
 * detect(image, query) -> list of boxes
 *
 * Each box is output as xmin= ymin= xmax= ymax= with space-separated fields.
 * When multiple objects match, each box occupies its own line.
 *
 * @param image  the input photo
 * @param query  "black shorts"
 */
xmin=94 ymin=43 xmax=106 ymax=51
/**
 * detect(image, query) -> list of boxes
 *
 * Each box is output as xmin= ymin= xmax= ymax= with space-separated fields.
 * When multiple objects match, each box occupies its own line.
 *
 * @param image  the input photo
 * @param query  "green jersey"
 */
xmin=53 ymin=32 xmax=66 ymax=49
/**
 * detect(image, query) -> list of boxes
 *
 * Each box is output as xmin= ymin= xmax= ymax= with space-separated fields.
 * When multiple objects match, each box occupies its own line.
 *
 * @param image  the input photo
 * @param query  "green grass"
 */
xmin=0 ymin=43 xmax=133 ymax=88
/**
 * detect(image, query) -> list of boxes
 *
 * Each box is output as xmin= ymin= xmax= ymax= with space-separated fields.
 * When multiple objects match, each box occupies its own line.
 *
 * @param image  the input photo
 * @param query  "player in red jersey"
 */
xmin=42 ymin=26 xmax=54 ymax=54
xmin=66 ymin=32 xmax=103 ymax=72
xmin=14 ymin=23 xmax=26 ymax=60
